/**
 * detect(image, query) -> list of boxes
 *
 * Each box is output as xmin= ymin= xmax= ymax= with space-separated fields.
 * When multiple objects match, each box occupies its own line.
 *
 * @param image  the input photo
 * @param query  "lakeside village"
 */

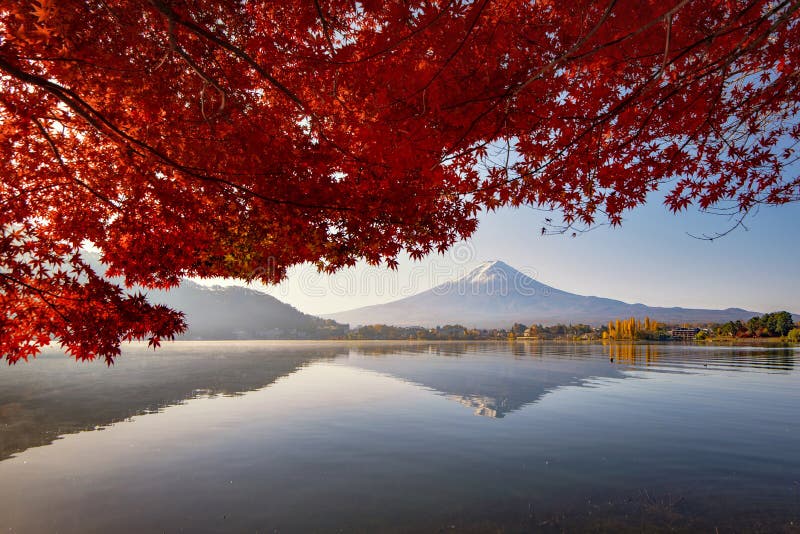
xmin=339 ymin=311 xmax=800 ymax=343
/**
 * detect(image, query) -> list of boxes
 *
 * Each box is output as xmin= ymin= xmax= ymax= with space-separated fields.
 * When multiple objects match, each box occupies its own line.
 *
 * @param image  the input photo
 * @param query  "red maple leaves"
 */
xmin=1 ymin=0 xmax=798 ymax=362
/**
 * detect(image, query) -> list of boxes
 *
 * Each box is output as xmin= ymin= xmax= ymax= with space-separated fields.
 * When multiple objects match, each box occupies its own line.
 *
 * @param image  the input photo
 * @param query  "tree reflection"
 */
xmin=0 ymin=342 xmax=345 ymax=460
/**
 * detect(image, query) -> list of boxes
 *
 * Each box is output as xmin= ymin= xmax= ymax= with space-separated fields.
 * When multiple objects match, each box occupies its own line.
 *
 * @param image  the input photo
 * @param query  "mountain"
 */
xmin=148 ymin=281 xmax=347 ymax=339
xmin=81 ymin=251 xmax=347 ymax=339
xmin=324 ymin=260 xmax=765 ymax=328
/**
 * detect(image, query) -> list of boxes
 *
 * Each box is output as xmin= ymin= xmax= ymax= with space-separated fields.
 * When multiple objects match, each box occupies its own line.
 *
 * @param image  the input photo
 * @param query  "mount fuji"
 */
xmin=324 ymin=260 xmax=760 ymax=328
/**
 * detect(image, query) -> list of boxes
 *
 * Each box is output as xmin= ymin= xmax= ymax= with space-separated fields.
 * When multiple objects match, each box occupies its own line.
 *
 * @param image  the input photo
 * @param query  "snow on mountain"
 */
xmin=324 ymin=260 xmax=762 ymax=328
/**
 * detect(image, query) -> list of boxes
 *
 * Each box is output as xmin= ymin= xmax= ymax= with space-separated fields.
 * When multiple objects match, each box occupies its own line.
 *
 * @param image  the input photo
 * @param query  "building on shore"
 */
xmin=670 ymin=327 xmax=701 ymax=341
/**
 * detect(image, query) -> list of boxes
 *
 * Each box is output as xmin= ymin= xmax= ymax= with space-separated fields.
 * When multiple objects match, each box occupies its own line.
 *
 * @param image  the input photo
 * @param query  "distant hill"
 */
xmin=325 ymin=260 xmax=769 ymax=328
xmin=82 ymin=252 xmax=347 ymax=339
xmin=148 ymin=281 xmax=348 ymax=340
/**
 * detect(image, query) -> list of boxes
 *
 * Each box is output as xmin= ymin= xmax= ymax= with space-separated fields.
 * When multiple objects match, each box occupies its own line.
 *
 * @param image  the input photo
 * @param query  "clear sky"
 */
xmin=207 ymin=196 xmax=800 ymax=316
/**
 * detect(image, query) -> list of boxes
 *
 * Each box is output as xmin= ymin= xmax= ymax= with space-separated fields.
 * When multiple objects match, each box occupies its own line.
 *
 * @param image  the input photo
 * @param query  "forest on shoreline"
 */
xmin=337 ymin=311 xmax=799 ymax=343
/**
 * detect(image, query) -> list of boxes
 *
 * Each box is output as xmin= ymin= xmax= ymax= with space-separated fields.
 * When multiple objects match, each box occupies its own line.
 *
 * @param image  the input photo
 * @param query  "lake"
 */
xmin=1 ymin=341 xmax=798 ymax=532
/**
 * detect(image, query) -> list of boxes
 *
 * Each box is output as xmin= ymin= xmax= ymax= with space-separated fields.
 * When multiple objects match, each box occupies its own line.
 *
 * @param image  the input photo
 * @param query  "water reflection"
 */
xmin=0 ymin=342 xmax=344 ymax=460
xmin=603 ymin=341 xmax=796 ymax=371
xmin=0 ymin=342 xmax=798 ymax=533
xmin=2 ymin=341 xmax=796 ymax=460
xmin=343 ymin=343 xmax=627 ymax=418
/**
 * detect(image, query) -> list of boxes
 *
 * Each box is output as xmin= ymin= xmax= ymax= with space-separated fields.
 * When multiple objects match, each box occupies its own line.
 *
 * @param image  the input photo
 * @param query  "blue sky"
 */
xmin=233 ymin=196 xmax=799 ymax=316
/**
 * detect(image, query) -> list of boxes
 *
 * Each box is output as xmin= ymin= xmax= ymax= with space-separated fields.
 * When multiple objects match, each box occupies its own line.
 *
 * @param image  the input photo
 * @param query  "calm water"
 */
xmin=0 ymin=341 xmax=798 ymax=532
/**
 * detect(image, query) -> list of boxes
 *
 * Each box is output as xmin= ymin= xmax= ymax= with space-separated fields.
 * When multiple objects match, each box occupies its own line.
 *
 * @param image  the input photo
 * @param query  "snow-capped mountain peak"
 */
xmin=325 ymin=260 xmax=760 ymax=328
xmin=462 ymin=260 xmax=524 ymax=285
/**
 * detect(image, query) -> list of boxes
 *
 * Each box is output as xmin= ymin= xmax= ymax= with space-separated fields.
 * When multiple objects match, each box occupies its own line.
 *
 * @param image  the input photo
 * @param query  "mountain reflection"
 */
xmin=0 ymin=342 xmax=344 ymax=461
xmin=342 ymin=342 xmax=626 ymax=418
xmin=343 ymin=342 xmax=796 ymax=418
xmin=1 ymin=341 xmax=795 ymax=460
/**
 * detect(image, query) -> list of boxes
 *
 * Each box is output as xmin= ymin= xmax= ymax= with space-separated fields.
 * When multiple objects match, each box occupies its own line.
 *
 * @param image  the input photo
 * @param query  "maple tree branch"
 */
xmin=0 ymin=184 xmax=66 ymax=209
xmin=416 ymin=0 xmax=492 ymax=95
xmin=439 ymin=0 xmax=621 ymax=161
xmin=0 ymin=57 xmax=353 ymax=213
xmin=0 ymin=268 xmax=91 ymax=304
xmin=147 ymin=0 xmax=306 ymax=110
xmin=513 ymin=0 xmax=621 ymax=97
xmin=568 ymin=0 xmax=695 ymax=64
xmin=146 ymin=0 xmax=382 ymax=169
xmin=465 ymin=61 xmax=667 ymax=198
xmin=165 ymin=19 xmax=226 ymax=118
xmin=312 ymin=0 xmax=336 ymax=53
xmin=17 ymin=55 xmax=145 ymax=73
xmin=462 ymin=64 xmax=675 ymax=202
xmin=0 ymin=272 xmax=74 ymax=324
xmin=686 ymin=206 xmax=752 ymax=241
xmin=661 ymin=13 xmax=672 ymax=77
xmin=329 ymin=1 xmax=460 ymax=65
xmin=31 ymin=117 xmax=123 ymax=211
xmin=459 ymin=0 xmax=799 ymax=201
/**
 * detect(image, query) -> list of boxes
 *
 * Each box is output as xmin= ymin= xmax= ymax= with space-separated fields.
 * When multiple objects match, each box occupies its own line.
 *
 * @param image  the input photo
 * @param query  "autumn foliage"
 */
xmin=1 ymin=0 xmax=798 ymax=362
xmin=604 ymin=316 xmax=661 ymax=339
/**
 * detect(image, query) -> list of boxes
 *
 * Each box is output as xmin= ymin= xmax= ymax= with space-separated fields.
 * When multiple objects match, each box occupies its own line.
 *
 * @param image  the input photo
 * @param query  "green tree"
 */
xmin=788 ymin=329 xmax=800 ymax=343
xmin=695 ymin=330 xmax=709 ymax=341
xmin=767 ymin=311 xmax=795 ymax=337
